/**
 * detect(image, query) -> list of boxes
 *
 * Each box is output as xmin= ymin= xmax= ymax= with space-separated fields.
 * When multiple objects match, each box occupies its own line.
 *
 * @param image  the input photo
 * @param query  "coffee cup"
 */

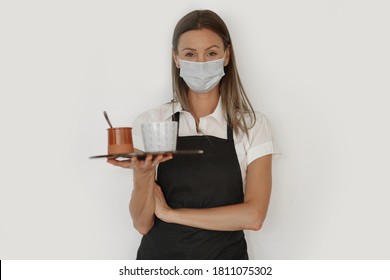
xmin=141 ymin=121 xmax=178 ymax=152
xmin=107 ymin=127 xmax=133 ymax=154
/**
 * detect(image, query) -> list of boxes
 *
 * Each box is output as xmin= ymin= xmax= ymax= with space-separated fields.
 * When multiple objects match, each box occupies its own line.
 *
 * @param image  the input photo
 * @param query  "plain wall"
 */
xmin=1 ymin=0 xmax=389 ymax=259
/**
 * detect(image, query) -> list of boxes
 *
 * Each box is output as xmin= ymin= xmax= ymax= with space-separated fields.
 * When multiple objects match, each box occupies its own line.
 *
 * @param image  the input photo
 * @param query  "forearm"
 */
xmin=165 ymin=201 xmax=266 ymax=231
xmin=129 ymin=171 xmax=156 ymax=235
xmin=107 ymin=153 xmax=173 ymax=235
xmin=153 ymin=156 xmax=272 ymax=232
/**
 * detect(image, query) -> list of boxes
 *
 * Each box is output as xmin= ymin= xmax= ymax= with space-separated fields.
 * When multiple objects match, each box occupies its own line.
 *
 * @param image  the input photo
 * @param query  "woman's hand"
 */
xmin=153 ymin=184 xmax=172 ymax=222
xmin=107 ymin=153 xmax=173 ymax=175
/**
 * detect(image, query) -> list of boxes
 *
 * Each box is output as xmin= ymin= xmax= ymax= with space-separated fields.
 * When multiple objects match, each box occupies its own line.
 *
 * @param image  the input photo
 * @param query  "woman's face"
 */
xmin=174 ymin=28 xmax=230 ymax=66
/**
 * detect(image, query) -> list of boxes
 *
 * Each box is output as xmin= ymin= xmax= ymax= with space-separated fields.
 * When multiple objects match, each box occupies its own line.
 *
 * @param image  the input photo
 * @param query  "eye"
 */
xmin=207 ymin=51 xmax=218 ymax=57
xmin=184 ymin=52 xmax=195 ymax=57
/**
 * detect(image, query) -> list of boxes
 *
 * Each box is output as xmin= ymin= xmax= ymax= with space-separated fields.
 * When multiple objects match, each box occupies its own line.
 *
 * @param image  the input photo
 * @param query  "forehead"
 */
xmin=177 ymin=28 xmax=224 ymax=50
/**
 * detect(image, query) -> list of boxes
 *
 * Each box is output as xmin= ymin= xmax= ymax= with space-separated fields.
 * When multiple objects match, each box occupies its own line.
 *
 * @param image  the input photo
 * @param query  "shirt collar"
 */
xmin=207 ymin=96 xmax=225 ymax=124
xmin=162 ymin=101 xmax=183 ymax=121
xmin=163 ymin=96 xmax=226 ymax=125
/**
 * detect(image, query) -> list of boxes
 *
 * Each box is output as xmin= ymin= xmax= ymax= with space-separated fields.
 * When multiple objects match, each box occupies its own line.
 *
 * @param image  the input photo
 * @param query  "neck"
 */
xmin=187 ymin=87 xmax=220 ymax=121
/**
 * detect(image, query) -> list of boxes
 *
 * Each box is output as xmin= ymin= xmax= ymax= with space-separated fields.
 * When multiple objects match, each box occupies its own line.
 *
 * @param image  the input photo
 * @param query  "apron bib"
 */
xmin=136 ymin=112 xmax=248 ymax=259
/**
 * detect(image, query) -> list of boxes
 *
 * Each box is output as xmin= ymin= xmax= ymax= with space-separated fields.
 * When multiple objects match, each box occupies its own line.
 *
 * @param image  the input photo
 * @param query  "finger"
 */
xmin=143 ymin=154 xmax=154 ymax=168
xmin=107 ymin=159 xmax=123 ymax=166
xmin=130 ymin=156 xmax=139 ymax=165
xmin=152 ymin=154 xmax=173 ymax=165
xmin=159 ymin=154 xmax=173 ymax=163
xmin=107 ymin=159 xmax=132 ymax=168
xmin=130 ymin=156 xmax=148 ymax=169
xmin=151 ymin=154 xmax=164 ymax=166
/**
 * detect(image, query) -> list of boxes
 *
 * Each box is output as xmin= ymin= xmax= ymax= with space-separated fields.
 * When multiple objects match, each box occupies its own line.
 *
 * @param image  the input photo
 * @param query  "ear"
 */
xmin=224 ymin=45 xmax=231 ymax=66
xmin=172 ymin=50 xmax=180 ymax=68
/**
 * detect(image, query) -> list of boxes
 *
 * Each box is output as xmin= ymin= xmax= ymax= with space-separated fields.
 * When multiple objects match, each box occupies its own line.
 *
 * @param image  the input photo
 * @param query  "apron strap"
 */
xmin=172 ymin=111 xmax=180 ymax=123
xmin=226 ymin=117 xmax=234 ymax=143
xmin=172 ymin=111 xmax=180 ymax=140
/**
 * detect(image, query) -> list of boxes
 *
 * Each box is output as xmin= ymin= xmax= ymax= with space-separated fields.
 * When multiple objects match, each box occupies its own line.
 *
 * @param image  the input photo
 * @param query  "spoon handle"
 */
xmin=103 ymin=111 xmax=113 ymax=128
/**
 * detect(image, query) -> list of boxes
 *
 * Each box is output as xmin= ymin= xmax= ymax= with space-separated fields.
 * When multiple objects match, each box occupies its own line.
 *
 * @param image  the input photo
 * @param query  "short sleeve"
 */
xmin=245 ymin=112 xmax=280 ymax=165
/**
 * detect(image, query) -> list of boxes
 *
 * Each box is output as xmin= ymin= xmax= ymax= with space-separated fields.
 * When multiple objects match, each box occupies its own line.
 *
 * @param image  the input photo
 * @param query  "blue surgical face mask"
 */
xmin=178 ymin=57 xmax=225 ymax=93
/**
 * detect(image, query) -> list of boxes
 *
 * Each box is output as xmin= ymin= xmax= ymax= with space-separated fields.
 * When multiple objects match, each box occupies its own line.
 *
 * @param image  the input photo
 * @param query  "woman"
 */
xmin=108 ymin=9 xmax=278 ymax=259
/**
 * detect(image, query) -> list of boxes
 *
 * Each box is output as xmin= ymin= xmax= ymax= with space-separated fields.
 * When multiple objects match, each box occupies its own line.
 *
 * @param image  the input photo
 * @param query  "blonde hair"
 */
xmin=171 ymin=10 xmax=256 ymax=134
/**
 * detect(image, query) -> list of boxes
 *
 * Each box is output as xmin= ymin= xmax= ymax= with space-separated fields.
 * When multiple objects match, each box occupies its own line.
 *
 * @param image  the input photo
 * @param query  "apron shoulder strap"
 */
xmin=172 ymin=111 xmax=180 ymax=122
xmin=226 ymin=117 xmax=234 ymax=143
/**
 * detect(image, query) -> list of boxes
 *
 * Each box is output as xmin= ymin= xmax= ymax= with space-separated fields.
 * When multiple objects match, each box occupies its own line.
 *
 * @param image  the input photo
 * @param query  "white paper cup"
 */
xmin=141 ymin=121 xmax=178 ymax=152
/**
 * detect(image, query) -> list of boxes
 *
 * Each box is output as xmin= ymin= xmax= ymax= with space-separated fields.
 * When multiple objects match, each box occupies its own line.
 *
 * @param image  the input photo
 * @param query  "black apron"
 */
xmin=136 ymin=112 xmax=248 ymax=260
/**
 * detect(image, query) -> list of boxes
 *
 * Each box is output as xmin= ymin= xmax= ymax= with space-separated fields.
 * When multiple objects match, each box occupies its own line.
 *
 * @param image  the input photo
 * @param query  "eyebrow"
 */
xmin=181 ymin=45 xmax=221 ymax=52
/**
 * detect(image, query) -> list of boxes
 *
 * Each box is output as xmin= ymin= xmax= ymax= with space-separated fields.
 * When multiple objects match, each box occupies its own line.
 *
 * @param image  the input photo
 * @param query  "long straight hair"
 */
xmin=171 ymin=9 xmax=256 ymax=134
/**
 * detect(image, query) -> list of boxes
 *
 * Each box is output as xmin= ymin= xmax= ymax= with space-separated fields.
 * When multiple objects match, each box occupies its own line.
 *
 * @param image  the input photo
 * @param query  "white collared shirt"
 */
xmin=132 ymin=98 xmax=279 ymax=187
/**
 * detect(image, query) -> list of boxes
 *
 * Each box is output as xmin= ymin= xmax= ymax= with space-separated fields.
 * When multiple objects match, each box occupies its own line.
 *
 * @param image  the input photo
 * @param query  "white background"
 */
xmin=1 ymin=0 xmax=389 ymax=259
